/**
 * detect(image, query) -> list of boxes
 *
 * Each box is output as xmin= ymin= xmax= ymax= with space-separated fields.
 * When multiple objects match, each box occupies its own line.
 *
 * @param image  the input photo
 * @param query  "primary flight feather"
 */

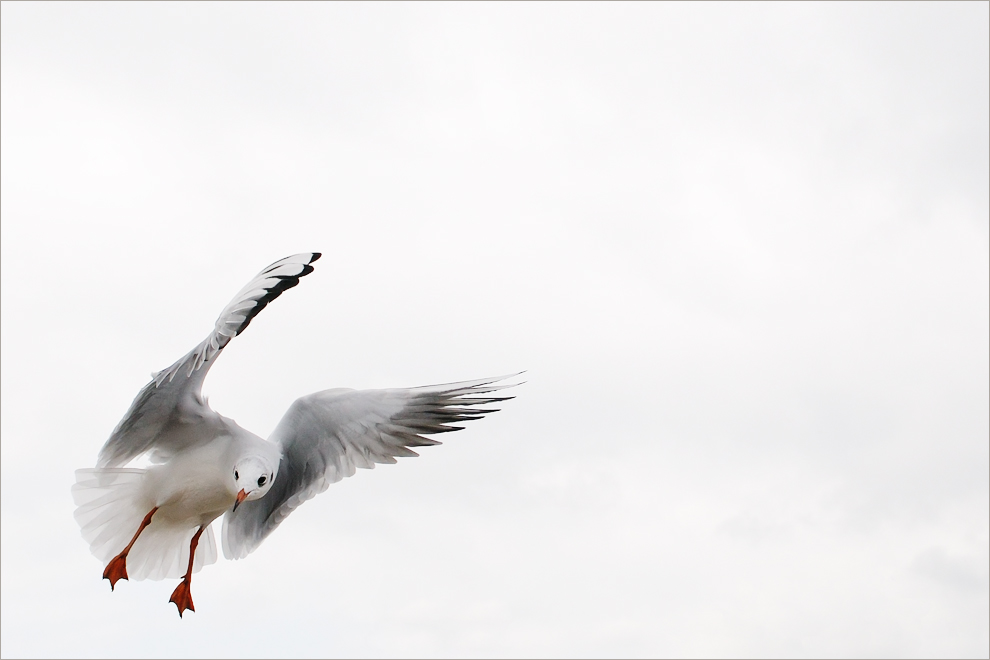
xmin=72 ymin=253 xmax=518 ymax=616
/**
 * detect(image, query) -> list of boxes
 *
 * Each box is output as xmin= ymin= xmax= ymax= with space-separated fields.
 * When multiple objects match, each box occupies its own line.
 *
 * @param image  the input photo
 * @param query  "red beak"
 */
xmin=232 ymin=489 xmax=248 ymax=512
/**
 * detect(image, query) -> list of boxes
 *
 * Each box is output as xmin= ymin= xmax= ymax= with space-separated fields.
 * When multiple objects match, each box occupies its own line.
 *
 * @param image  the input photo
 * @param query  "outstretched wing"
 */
xmin=97 ymin=253 xmax=322 ymax=468
xmin=221 ymin=374 xmax=520 ymax=559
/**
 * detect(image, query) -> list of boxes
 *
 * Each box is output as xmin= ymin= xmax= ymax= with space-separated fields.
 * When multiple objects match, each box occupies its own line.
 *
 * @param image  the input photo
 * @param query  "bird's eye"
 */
xmin=258 ymin=475 xmax=267 ymax=486
xmin=234 ymin=470 xmax=239 ymax=480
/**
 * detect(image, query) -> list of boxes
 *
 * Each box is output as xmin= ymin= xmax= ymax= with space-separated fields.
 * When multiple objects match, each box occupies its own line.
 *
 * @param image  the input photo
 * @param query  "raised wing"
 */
xmin=221 ymin=374 xmax=520 ymax=559
xmin=97 ymin=253 xmax=322 ymax=468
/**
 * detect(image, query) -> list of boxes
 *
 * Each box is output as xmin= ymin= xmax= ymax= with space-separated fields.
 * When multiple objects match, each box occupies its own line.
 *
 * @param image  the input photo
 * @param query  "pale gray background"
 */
xmin=1 ymin=3 xmax=987 ymax=658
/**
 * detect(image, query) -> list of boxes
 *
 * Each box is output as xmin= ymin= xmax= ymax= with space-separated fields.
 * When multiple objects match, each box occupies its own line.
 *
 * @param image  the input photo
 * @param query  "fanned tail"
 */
xmin=72 ymin=469 xmax=217 ymax=581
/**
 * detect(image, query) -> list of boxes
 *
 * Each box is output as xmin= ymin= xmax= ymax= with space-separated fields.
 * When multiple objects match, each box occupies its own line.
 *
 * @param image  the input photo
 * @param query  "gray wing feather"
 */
xmin=221 ymin=374 xmax=520 ymax=559
xmin=96 ymin=253 xmax=322 ymax=467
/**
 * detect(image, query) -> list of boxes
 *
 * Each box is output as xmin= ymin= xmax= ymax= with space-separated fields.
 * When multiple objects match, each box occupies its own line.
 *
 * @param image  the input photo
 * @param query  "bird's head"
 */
xmin=231 ymin=456 xmax=276 ymax=511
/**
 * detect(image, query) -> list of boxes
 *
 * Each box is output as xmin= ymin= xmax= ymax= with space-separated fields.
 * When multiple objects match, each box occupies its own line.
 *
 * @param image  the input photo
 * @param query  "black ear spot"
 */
xmin=258 ymin=475 xmax=267 ymax=486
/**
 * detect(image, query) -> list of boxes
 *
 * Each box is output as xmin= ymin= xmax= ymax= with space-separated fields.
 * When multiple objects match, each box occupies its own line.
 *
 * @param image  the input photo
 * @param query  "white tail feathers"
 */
xmin=72 ymin=469 xmax=217 ymax=581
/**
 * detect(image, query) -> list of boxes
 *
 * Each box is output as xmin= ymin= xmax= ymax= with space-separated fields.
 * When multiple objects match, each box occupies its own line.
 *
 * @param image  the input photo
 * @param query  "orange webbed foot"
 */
xmin=103 ymin=554 xmax=128 ymax=591
xmin=169 ymin=579 xmax=195 ymax=618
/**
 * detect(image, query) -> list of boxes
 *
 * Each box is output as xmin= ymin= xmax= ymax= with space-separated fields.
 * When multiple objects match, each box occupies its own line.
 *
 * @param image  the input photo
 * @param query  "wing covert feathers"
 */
xmin=96 ymin=253 xmax=321 ymax=468
xmin=221 ymin=374 xmax=521 ymax=559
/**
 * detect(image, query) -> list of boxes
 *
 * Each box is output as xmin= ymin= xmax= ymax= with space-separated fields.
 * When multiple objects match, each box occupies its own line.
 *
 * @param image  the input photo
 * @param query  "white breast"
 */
xmin=143 ymin=438 xmax=237 ymax=526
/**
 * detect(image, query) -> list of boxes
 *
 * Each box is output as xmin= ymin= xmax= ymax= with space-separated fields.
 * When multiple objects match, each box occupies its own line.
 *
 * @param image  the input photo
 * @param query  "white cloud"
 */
xmin=2 ymin=3 xmax=987 ymax=658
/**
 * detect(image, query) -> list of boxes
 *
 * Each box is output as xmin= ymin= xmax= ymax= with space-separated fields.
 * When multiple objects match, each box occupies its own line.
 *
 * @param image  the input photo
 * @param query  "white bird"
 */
xmin=72 ymin=253 xmax=518 ymax=617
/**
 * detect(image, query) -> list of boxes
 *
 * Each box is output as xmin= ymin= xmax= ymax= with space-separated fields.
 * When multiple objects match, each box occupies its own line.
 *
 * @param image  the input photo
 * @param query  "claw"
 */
xmin=169 ymin=578 xmax=195 ymax=618
xmin=103 ymin=554 xmax=128 ymax=590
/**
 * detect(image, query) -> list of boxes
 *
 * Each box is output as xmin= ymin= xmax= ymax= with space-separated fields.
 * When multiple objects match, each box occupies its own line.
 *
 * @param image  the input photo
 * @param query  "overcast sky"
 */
xmin=1 ymin=3 xmax=987 ymax=658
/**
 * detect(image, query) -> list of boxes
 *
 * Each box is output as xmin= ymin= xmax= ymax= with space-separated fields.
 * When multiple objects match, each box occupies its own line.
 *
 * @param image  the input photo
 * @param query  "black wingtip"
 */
xmin=232 ymin=254 xmax=323 ymax=337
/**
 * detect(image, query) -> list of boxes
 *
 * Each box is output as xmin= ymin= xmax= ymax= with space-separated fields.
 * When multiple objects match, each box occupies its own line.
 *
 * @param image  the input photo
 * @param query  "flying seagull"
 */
xmin=72 ymin=253 xmax=518 ymax=617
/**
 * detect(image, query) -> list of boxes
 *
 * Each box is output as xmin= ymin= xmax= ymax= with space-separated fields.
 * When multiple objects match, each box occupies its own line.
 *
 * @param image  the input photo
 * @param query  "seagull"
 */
xmin=72 ymin=253 xmax=518 ymax=617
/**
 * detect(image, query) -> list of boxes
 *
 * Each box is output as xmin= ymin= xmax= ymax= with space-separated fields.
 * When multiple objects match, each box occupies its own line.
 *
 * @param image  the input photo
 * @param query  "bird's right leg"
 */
xmin=168 ymin=525 xmax=205 ymax=618
xmin=103 ymin=507 xmax=158 ymax=590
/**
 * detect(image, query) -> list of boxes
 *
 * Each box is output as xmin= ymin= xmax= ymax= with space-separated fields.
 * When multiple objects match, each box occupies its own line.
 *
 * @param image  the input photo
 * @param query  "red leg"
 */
xmin=169 ymin=526 xmax=205 ymax=618
xmin=103 ymin=507 xmax=158 ymax=590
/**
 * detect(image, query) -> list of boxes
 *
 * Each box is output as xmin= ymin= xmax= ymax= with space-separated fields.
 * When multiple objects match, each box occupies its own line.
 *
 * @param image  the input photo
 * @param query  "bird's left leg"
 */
xmin=168 ymin=525 xmax=205 ymax=618
xmin=103 ymin=507 xmax=159 ymax=590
